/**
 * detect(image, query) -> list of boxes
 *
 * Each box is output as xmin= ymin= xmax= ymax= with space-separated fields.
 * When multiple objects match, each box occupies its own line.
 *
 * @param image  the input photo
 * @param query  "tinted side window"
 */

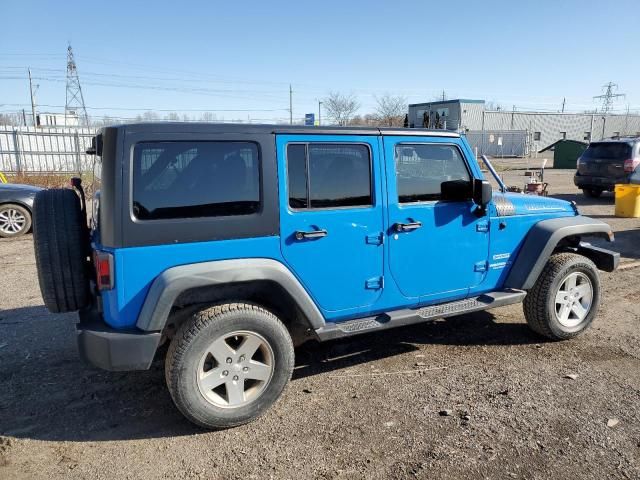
xmin=287 ymin=143 xmax=372 ymax=209
xmin=287 ymin=144 xmax=308 ymax=208
xmin=395 ymin=144 xmax=470 ymax=203
xmin=133 ymin=141 xmax=260 ymax=220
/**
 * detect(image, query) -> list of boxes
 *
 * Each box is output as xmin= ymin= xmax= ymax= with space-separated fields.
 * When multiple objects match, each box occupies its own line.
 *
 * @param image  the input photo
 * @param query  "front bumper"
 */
xmin=77 ymin=307 xmax=161 ymax=371
xmin=576 ymin=242 xmax=620 ymax=272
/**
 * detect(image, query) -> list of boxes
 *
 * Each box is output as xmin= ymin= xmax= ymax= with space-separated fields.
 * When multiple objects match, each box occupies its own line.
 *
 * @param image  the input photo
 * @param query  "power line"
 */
xmin=0 ymin=103 xmax=287 ymax=112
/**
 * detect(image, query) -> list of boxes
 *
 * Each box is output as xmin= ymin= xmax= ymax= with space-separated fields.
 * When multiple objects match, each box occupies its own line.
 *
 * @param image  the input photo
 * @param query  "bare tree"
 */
xmin=323 ymin=92 xmax=360 ymax=126
xmin=200 ymin=112 xmax=217 ymax=122
xmin=142 ymin=111 xmax=160 ymax=122
xmin=374 ymin=94 xmax=407 ymax=126
xmin=165 ymin=112 xmax=180 ymax=121
xmin=91 ymin=115 xmax=115 ymax=128
xmin=0 ymin=113 xmax=21 ymax=126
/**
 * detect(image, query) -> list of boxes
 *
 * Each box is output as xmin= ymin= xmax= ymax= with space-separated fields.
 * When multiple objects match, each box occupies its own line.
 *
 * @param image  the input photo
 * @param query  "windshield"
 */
xmin=583 ymin=142 xmax=632 ymax=161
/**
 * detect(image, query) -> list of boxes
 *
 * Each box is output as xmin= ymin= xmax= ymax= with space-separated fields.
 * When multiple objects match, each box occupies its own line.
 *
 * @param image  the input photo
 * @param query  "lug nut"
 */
xmin=233 ymin=375 xmax=239 ymax=381
xmin=226 ymin=357 xmax=232 ymax=364
xmin=243 ymin=367 xmax=249 ymax=372
xmin=239 ymin=355 xmax=245 ymax=362
xmin=222 ymin=370 xmax=228 ymax=376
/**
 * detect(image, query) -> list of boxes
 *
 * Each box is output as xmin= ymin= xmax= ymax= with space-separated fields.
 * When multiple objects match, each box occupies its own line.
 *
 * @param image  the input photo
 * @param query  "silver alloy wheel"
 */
xmin=196 ymin=330 xmax=275 ymax=408
xmin=554 ymin=272 xmax=593 ymax=327
xmin=0 ymin=208 xmax=27 ymax=235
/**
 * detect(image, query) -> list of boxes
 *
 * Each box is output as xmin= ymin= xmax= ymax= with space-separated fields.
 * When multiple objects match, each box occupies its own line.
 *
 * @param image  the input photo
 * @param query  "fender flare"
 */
xmin=135 ymin=258 xmax=326 ymax=332
xmin=504 ymin=215 xmax=615 ymax=290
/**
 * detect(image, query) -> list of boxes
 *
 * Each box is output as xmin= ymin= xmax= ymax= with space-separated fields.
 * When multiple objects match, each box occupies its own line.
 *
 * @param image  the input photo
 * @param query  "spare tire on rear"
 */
xmin=33 ymin=188 xmax=90 ymax=313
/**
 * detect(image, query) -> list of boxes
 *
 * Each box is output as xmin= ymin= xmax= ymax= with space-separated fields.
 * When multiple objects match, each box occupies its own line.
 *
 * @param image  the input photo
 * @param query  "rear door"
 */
xmin=579 ymin=142 xmax=632 ymax=181
xmin=383 ymin=136 xmax=490 ymax=302
xmin=277 ymin=135 xmax=385 ymax=315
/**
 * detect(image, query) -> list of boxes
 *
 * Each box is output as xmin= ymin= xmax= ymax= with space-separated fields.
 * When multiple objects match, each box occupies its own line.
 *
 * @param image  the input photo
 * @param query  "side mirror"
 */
xmin=441 ymin=180 xmax=472 ymax=201
xmin=473 ymin=179 xmax=492 ymax=213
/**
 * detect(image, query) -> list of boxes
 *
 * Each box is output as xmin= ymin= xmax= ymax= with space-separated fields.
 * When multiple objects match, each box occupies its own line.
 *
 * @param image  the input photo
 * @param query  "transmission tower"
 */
xmin=65 ymin=44 xmax=89 ymax=127
xmin=593 ymin=82 xmax=625 ymax=114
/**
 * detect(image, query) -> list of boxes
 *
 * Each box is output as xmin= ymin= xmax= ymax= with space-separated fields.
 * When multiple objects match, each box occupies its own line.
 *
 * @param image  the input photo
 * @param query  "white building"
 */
xmin=408 ymin=99 xmax=640 ymax=156
xmin=37 ymin=112 xmax=79 ymax=127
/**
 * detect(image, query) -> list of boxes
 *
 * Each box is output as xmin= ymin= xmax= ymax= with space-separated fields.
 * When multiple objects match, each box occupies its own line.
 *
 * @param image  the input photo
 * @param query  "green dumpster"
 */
xmin=544 ymin=140 xmax=588 ymax=169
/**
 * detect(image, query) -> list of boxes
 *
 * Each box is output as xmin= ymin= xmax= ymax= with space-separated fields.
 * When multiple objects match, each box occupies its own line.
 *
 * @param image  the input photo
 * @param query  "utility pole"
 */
xmin=28 ymin=68 xmax=37 ymax=127
xmin=594 ymin=82 xmax=625 ymax=114
xmin=289 ymin=84 xmax=293 ymax=125
xmin=561 ymin=97 xmax=565 ymax=113
xmin=21 ymin=109 xmax=27 ymax=126
xmin=318 ymin=100 xmax=322 ymax=126
xmin=441 ymin=90 xmax=446 ymax=101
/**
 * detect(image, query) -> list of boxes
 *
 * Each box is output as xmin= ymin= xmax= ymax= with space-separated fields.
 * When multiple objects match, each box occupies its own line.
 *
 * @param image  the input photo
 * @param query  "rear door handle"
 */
xmin=295 ymin=229 xmax=328 ymax=240
xmin=394 ymin=221 xmax=422 ymax=232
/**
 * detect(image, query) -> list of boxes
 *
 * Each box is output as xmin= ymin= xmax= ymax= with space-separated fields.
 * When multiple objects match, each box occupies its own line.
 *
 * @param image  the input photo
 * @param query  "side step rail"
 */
xmin=315 ymin=289 xmax=527 ymax=341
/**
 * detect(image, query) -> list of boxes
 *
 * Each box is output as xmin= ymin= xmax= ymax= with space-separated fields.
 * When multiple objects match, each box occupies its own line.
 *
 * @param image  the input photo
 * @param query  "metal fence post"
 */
xmin=74 ymin=131 xmax=81 ymax=174
xmin=12 ymin=128 xmax=22 ymax=174
xmin=480 ymin=111 xmax=485 ymax=156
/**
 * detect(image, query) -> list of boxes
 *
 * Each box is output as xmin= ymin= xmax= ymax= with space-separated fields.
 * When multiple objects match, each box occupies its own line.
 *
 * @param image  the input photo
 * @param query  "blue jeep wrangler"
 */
xmin=32 ymin=123 xmax=619 ymax=429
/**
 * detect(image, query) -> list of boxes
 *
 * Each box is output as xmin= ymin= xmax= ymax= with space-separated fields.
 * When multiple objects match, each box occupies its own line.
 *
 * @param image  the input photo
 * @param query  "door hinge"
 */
xmin=366 ymin=233 xmax=384 ymax=245
xmin=474 ymin=261 xmax=488 ymax=272
xmin=365 ymin=276 xmax=384 ymax=290
xmin=476 ymin=221 xmax=490 ymax=233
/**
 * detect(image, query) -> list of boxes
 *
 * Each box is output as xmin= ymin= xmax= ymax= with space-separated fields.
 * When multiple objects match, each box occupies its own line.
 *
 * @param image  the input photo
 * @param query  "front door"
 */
xmin=277 ymin=135 xmax=384 ymax=315
xmin=383 ymin=136 xmax=489 ymax=301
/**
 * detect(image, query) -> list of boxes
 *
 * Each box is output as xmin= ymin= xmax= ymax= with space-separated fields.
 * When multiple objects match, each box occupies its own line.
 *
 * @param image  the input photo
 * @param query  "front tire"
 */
xmin=523 ymin=253 xmax=600 ymax=340
xmin=165 ymin=303 xmax=295 ymax=429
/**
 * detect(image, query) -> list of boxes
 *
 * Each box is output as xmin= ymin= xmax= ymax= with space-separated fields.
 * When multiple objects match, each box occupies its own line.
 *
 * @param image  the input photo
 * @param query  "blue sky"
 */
xmin=1 ymin=0 xmax=638 ymax=123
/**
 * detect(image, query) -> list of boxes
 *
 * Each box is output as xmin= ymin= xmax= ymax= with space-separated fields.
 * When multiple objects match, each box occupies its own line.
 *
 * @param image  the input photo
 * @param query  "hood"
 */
xmin=493 ymin=192 xmax=575 ymax=216
xmin=0 ymin=183 xmax=43 ymax=194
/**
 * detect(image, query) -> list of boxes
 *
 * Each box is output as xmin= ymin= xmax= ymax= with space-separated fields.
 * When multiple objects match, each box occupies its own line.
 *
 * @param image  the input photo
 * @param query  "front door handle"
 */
xmin=295 ymin=229 xmax=328 ymax=240
xmin=394 ymin=221 xmax=422 ymax=232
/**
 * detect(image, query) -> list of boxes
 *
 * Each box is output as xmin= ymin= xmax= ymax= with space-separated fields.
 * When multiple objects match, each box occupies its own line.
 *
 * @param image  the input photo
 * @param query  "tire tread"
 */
xmin=523 ymin=252 xmax=599 ymax=340
xmin=165 ymin=302 xmax=294 ymax=429
xmin=33 ymin=189 xmax=89 ymax=313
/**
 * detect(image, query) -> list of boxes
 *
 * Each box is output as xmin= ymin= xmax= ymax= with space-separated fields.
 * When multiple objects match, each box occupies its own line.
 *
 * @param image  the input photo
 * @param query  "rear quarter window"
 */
xmin=132 ymin=141 xmax=260 ymax=220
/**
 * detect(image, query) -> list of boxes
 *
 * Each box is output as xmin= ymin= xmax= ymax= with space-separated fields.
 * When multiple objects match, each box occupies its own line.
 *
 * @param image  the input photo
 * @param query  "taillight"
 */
xmin=624 ymin=158 xmax=640 ymax=173
xmin=93 ymin=251 xmax=114 ymax=290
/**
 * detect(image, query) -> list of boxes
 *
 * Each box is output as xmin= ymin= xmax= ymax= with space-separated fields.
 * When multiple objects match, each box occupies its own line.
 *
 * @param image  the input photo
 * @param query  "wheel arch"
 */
xmin=504 ymin=215 xmax=617 ymax=291
xmin=0 ymin=200 xmax=33 ymax=214
xmin=136 ymin=259 xmax=325 ymax=345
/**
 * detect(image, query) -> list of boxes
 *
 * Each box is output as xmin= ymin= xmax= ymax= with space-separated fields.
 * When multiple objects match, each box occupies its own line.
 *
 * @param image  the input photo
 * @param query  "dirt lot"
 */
xmin=1 ymin=168 xmax=639 ymax=479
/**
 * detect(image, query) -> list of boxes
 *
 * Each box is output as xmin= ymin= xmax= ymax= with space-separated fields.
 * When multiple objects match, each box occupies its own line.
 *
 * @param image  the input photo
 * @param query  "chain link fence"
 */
xmin=465 ymin=130 xmax=528 ymax=157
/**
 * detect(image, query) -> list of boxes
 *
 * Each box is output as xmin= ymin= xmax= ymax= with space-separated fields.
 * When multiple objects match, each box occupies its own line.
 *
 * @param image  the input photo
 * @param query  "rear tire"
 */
xmin=0 ymin=203 xmax=32 ymax=238
xmin=582 ymin=188 xmax=602 ymax=198
xmin=165 ymin=303 xmax=294 ymax=429
xmin=33 ymin=189 xmax=90 ymax=313
xmin=523 ymin=253 xmax=600 ymax=340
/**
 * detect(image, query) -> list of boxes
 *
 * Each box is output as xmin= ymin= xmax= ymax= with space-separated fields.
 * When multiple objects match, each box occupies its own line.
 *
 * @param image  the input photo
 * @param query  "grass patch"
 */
xmin=5 ymin=172 xmax=100 ymax=197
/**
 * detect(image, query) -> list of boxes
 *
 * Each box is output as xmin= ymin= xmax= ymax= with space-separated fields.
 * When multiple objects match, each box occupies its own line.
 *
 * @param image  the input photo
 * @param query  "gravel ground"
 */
xmin=1 ymin=169 xmax=639 ymax=479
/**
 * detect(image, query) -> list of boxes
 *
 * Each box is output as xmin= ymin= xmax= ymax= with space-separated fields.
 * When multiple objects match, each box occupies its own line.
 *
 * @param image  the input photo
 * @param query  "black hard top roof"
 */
xmin=591 ymin=136 xmax=640 ymax=144
xmin=106 ymin=122 xmax=460 ymax=138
